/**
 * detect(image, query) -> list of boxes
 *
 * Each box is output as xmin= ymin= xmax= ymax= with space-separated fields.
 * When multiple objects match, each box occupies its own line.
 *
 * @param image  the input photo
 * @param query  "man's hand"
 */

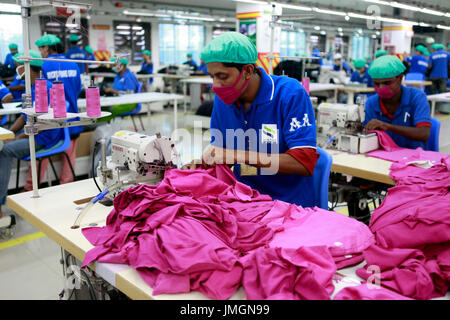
xmin=181 ymin=159 xmax=203 ymax=170
xmin=365 ymin=119 xmax=391 ymax=131
xmin=202 ymin=145 xmax=233 ymax=166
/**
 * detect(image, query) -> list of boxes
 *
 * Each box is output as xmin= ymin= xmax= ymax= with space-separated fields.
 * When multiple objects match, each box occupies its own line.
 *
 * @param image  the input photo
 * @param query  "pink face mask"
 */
xmin=213 ymin=69 xmax=250 ymax=105
xmin=375 ymin=77 xmax=401 ymax=99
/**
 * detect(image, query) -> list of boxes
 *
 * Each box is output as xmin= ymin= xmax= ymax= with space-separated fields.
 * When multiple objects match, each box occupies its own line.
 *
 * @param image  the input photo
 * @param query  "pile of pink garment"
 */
xmin=82 ymin=165 xmax=374 ymax=300
xmin=358 ymin=130 xmax=450 ymax=299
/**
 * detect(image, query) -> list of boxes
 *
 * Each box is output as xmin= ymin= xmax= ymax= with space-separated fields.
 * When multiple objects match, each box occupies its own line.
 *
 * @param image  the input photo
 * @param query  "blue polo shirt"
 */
xmin=198 ymin=63 xmax=208 ymax=75
xmin=333 ymin=61 xmax=352 ymax=75
xmin=140 ymin=62 xmax=154 ymax=84
xmin=42 ymin=54 xmax=82 ymax=136
xmin=312 ymin=50 xmax=323 ymax=66
xmin=9 ymin=74 xmax=25 ymax=101
xmin=210 ymin=68 xmax=317 ymax=207
xmin=406 ymin=55 xmax=428 ymax=75
xmin=0 ymin=80 xmax=13 ymax=102
xmin=113 ymin=69 xmax=140 ymax=92
xmin=65 ymin=47 xmax=88 ymax=74
xmin=4 ymin=53 xmax=15 ymax=69
xmin=364 ymin=85 xmax=431 ymax=150
xmin=23 ymin=80 xmax=63 ymax=148
xmin=350 ymin=71 xmax=373 ymax=87
xmin=429 ymin=50 xmax=448 ymax=79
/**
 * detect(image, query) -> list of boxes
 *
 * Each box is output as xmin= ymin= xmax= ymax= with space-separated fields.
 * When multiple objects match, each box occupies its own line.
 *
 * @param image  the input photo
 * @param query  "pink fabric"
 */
xmin=241 ymin=246 xmax=336 ymax=300
xmin=81 ymin=165 xmax=373 ymax=299
xmin=333 ymin=284 xmax=412 ymax=300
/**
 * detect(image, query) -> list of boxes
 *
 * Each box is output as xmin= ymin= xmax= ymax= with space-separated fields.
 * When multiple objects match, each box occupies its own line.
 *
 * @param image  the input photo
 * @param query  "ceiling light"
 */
xmin=437 ymin=25 xmax=450 ymax=30
xmin=364 ymin=0 xmax=447 ymax=17
xmin=372 ymin=34 xmax=376 ymax=38
xmin=337 ymin=27 xmax=343 ymax=32
xmin=344 ymin=15 xmax=350 ymax=21
xmin=320 ymin=30 xmax=326 ymax=35
xmin=274 ymin=2 xmax=312 ymax=11
xmin=176 ymin=15 xmax=215 ymax=21
xmin=313 ymin=8 xmax=346 ymax=16
xmin=314 ymin=26 xmax=320 ymax=30
xmin=123 ymin=10 xmax=170 ymax=18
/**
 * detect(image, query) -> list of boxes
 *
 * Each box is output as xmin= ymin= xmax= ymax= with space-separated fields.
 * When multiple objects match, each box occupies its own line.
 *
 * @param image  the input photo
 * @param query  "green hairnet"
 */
xmin=368 ymin=55 xmax=406 ymax=79
xmin=201 ymin=31 xmax=257 ymax=64
xmin=431 ymin=43 xmax=439 ymax=50
xmin=13 ymin=50 xmax=44 ymax=68
xmin=85 ymin=46 xmax=93 ymax=54
xmin=111 ymin=57 xmax=128 ymax=65
xmin=69 ymin=34 xmax=79 ymax=42
xmin=142 ymin=50 xmax=151 ymax=56
xmin=415 ymin=45 xmax=426 ymax=53
xmin=35 ymin=34 xmax=61 ymax=47
xmin=9 ymin=43 xmax=18 ymax=50
xmin=353 ymin=59 xmax=366 ymax=69
xmin=365 ymin=56 xmax=371 ymax=60
xmin=375 ymin=49 xmax=387 ymax=58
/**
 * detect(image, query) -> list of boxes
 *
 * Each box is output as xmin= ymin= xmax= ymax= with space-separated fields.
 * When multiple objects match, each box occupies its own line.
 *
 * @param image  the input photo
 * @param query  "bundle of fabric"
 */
xmin=82 ymin=165 xmax=374 ymax=300
xmin=359 ymin=130 xmax=450 ymax=299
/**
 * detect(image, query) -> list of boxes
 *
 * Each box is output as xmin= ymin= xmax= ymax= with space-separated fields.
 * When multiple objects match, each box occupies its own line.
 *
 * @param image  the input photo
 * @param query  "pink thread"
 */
xmin=35 ymin=79 xmax=48 ymax=113
xmin=51 ymin=82 xmax=67 ymax=118
xmin=302 ymin=77 xmax=310 ymax=95
xmin=86 ymin=86 xmax=101 ymax=117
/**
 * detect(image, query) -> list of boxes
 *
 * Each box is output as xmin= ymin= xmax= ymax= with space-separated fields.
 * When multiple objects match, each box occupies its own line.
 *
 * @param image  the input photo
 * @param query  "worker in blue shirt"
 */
xmin=139 ymin=50 xmax=154 ymax=85
xmin=7 ymin=53 xmax=26 ymax=101
xmin=312 ymin=48 xmax=323 ymax=66
xmin=350 ymin=59 xmax=374 ymax=103
xmin=185 ymin=32 xmax=320 ymax=207
xmin=364 ymin=55 xmax=431 ymax=150
xmin=3 ymin=43 xmax=18 ymax=70
xmin=0 ymin=79 xmax=13 ymax=103
xmin=333 ymin=53 xmax=352 ymax=76
xmin=84 ymin=45 xmax=97 ymax=71
xmin=0 ymin=50 xmax=63 ymax=220
xmin=183 ymin=53 xmax=198 ymax=72
xmin=36 ymin=33 xmax=82 ymax=185
xmin=405 ymin=45 xmax=428 ymax=78
xmin=65 ymin=34 xmax=88 ymax=74
xmin=428 ymin=43 xmax=448 ymax=101
xmin=194 ymin=59 xmax=208 ymax=75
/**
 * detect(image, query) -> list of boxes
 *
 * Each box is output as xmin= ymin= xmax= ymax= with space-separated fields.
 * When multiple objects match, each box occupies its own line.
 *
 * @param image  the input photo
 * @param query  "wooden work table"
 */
xmin=0 ymin=127 xmax=14 ymax=140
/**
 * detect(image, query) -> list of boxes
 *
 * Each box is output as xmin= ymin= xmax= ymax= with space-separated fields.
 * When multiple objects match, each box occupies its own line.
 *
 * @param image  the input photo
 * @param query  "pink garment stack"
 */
xmin=34 ymin=78 xmax=48 ymax=113
xmin=50 ymin=81 xmax=67 ymax=118
xmin=358 ymin=130 xmax=450 ymax=299
xmin=85 ymin=86 xmax=101 ymax=117
xmin=81 ymin=165 xmax=374 ymax=300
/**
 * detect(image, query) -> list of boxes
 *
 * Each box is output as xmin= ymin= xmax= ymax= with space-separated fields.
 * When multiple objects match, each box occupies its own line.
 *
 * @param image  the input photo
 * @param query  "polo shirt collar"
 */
xmin=251 ymin=67 xmax=275 ymax=105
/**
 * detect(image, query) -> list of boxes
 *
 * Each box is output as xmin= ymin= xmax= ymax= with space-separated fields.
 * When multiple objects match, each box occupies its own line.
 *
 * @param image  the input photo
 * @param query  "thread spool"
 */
xmin=35 ymin=78 xmax=49 ymax=113
xmin=301 ymin=73 xmax=310 ymax=95
xmin=50 ymin=81 xmax=67 ymax=118
xmin=86 ymin=82 xmax=101 ymax=117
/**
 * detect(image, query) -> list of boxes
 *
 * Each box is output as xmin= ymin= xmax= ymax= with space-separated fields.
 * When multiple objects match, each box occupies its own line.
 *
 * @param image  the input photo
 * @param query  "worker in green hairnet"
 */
xmin=349 ymin=59 xmax=374 ymax=103
xmin=374 ymin=49 xmax=387 ymax=59
xmin=404 ymin=45 xmax=428 ymax=78
xmin=138 ymin=50 xmax=154 ymax=86
xmin=183 ymin=32 xmax=321 ymax=208
xmin=364 ymin=55 xmax=431 ymax=150
xmin=428 ymin=43 xmax=448 ymax=104
xmin=65 ymin=34 xmax=89 ymax=74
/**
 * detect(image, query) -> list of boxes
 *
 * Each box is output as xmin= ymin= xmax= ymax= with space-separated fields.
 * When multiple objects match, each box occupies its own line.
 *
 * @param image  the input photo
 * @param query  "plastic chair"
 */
xmin=425 ymin=118 xmax=440 ymax=152
xmin=118 ymin=81 xmax=144 ymax=131
xmin=15 ymin=127 xmax=75 ymax=190
xmin=304 ymin=147 xmax=333 ymax=210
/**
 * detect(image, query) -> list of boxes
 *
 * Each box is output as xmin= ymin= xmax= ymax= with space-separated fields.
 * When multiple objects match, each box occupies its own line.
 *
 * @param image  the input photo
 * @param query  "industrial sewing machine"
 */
xmin=317 ymin=101 xmax=379 ymax=154
xmin=96 ymin=130 xmax=179 ymax=199
xmin=318 ymin=65 xmax=349 ymax=85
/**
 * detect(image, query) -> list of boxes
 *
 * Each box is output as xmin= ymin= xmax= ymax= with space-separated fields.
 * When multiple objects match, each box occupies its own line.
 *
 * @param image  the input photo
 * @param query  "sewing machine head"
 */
xmin=97 ymin=130 xmax=179 ymax=198
xmin=318 ymin=66 xmax=348 ymax=84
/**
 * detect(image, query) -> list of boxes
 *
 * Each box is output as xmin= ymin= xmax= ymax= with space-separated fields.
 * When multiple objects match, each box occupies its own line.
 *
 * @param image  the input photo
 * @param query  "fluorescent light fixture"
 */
xmin=65 ymin=23 xmax=79 ymax=28
xmin=231 ymin=0 xmax=265 ymax=4
xmin=421 ymin=8 xmax=445 ymax=16
xmin=339 ymin=32 xmax=344 ymax=36
xmin=337 ymin=27 xmax=343 ymax=32
xmin=419 ymin=23 xmax=431 ymax=27
xmin=320 ymin=30 xmax=326 ymax=35
xmin=0 ymin=4 xmax=21 ymax=13
xmin=372 ymin=34 xmax=377 ymax=38
xmin=344 ymin=15 xmax=350 ymax=21
xmin=314 ymin=26 xmax=320 ymax=30
xmin=313 ymin=8 xmax=346 ymax=16
xmin=375 ymin=31 xmax=380 ymax=35
xmin=117 ymin=25 xmax=131 ymax=30
xmin=276 ymin=3 xmax=312 ymax=11
xmin=437 ymin=25 xmax=450 ymax=30
xmin=364 ymin=0 xmax=447 ymax=17
xmin=175 ymin=15 xmax=215 ymax=21
xmin=123 ymin=10 xmax=170 ymax=18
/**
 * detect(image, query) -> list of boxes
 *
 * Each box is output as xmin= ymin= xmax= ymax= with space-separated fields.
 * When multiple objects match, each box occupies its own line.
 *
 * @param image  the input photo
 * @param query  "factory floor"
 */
xmin=1 ymin=107 xmax=449 ymax=300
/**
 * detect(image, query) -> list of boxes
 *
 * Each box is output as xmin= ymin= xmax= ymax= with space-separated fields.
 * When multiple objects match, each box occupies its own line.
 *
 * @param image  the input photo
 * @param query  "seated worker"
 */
xmin=405 ymin=45 xmax=428 ymax=78
xmin=183 ymin=53 xmax=198 ymax=72
xmin=7 ymin=53 xmax=26 ymax=101
xmin=364 ymin=55 xmax=431 ymax=150
xmin=312 ymin=48 xmax=323 ymax=66
xmin=65 ymin=34 xmax=88 ymax=74
xmin=3 ymin=43 xmax=18 ymax=70
xmin=0 ymin=50 xmax=63 ymax=219
xmin=375 ymin=49 xmax=387 ymax=59
xmin=350 ymin=59 xmax=374 ymax=103
xmin=185 ymin=32 xmax=320 ymax=207
xmin=84 ymin=45 xmax=97 ymax=70
xmin=138 ymin=50 xmax=154 ymax=86
xmin=333 ymin=53 xmax=352 ymax=76
xmin=0 ymin=79 xmax=13 ymax=104
xmin=194 ymin=59 xmax=208 ymax=75
xmin=428 ymin=43 xmax=448 ymax=97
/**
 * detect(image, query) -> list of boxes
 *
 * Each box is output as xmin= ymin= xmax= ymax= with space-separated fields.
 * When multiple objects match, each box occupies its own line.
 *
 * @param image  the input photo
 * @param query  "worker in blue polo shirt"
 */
xmin=186 ymin=32 xmax=320 ymax=207
xmin=139 ymin=50 xmax=154 ymax=85
xmin=428 ymin=43 xmax=448 ymax=102
xmin=364 ymin=55 xmax=431 ymax=150
xmin=84 ymin=45 xmax=97 ymax=71
xmin=3 ymin=43 xmax=18 ymax=70
xmin=183 ymin=53 xmax=198 ymax=72
xmin=35 ymin=33 xmax=82 ymax=186
xmin=312 ymin=48 xmax=323 ymax=66
xmin=65 ymin=34 xmax=88 ymax=74
xmin=350 ymin=59 xmax=374 ymax=103
xmin=405 ymin=45 xmax=428 ymax=78
xmin=0 ymin=79 xmax=13 ymax=103
xmin=0 ymin=50 xmax=63 ymax=220
xmin=333 ymin=53 xmax=352 ymax=76
xmin=7 ymin=53 xmax=26 ymax=101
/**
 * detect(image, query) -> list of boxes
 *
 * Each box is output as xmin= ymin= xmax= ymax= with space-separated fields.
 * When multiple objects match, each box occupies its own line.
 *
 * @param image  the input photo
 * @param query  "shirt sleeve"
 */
xmin=0 ymin=83 xmax=12 ymax=100
xmin=350 ymin=71 xmax=358 ymax=82
xmin=412 ymin=91 xmax=431 ymax=126
xmin=285 ymin=147 xmax=320 ymax=176
xmin=363 ymin=97 xmax=377 ymax=126
xmin=281 ymin=84 xmax=317 ymax=149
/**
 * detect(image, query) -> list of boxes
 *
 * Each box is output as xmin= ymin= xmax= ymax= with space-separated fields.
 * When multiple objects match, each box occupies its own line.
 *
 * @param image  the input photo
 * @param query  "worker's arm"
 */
xmin=2 ymin=94 xmax=13 ymax=103
xmin=103 ymin=87 xmax=119 ymax=95
xmin=365 ymin=119 xmax=430 ymax=142
xmin=8 ymin=84 xmax=25 ymax=92
xmin=9 ymin=115 xmax=25 ymax=133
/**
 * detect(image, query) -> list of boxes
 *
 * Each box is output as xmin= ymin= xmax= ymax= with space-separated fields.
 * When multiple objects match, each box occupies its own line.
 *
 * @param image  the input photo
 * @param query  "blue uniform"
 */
xmin=210 ymin=68 xmax=317 ymax=207
xmin=312 ymin=50 xmax=323 ymax=66
xmin=3 ymin=53 xmax=15 ymax=69
xmin=23 ymin=80 xmax=63 ymax=148
xmin=333 ymin=61 xmax=352 ymax=75
xmin=406 ymin=55 xmax=428 ymax=76
xmin=9 ymin=74 xmax=25 ymax=101
xmin=42 ymin=54 xmax=82 ymax=136
xmin=65 ymin=47 xmax=88 ymax=74
xmin=198 ymin=63 xmax=208 ymax=75
xmin=350 ymin=71 xmax=373 ymax=87
xmin=113 ymin=69 xmax=140 ymax=92
xmin=0 ymin=80 xmax=13 ymax=102
xmin=183 ymin=59 xmax=198 ymax=71
xmin=140 ymin=62 xmax=154 ymax=84
xmin=429 ymin=50 xmax=448 ymax=79
xmin=364 ymin=86 xmax=431 ymax=150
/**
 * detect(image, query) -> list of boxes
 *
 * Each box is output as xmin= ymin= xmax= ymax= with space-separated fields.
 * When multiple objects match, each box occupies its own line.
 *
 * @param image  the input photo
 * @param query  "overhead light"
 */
xmin=175 ymin=14 xmax=215 ymax=21
xmin=320 ymin=30 xmax=326 ymax=35
xmin=437 ymin=25 xmax=450 ymax=30
xmin=230 ymin=0 xmax=265 ymax=4
xmin=313 ymin=8 xmax=346 ymax=16
xmin=375 ymin=31 xmax=380 ymax=35
xmin=419 ymin=22 xmax=431 ymax=27
xmin=339 ymin=32 xmax=344 ymax=36
xmin=363 ymin=0 xmax=447 ymax=17
xmin=123 ymin=9 xmax=170 ymax=18
xmin=219 ymin=18 xmax=226 ymax=22
xmin=344 ymin=15 xmax=350 ymax=21
xmin=314 ymin=26 xmax=320 ymax=30
xmin=117 ymin=25 xmax=131 ymax=30
xmin=372 ymin=34 xmax=377 ymax=38
xmin=337 ymin=27 xmax=343 ymax=32
xmin=0 ymin=4 xmax=21 ymax=13
xmin=65 ymin=23 xmax=79 ymax=28
xmin=275 ymin=3 xmax=312 ymax=11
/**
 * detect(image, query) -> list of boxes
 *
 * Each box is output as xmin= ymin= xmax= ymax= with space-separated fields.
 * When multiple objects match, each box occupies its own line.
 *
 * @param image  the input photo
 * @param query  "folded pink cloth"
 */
xmin=333 ymin=284 xmax=412 ymax=300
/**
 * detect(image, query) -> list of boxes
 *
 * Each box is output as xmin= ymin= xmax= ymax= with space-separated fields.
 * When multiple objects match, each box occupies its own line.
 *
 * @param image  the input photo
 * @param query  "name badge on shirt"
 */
xmin=240 ymin=164 xmax=258 ymax=176
xmin=261 ymin=124 xmax=278 ymax=144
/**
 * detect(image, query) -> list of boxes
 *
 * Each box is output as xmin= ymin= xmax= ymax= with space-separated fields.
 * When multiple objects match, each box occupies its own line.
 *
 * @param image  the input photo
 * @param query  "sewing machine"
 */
xmin=96 ymin=130 xmax=179 ymax=198
xmin=317 ymin=102 xmax=379 ymax=154
xmin=318 ymin=66 xmax=349 ymax=85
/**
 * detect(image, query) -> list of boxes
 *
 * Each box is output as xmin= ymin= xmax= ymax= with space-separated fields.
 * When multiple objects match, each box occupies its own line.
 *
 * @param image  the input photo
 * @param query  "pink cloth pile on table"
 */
xmin=356 ymin=130 xmax=450 ymax=299
xmin=82 ymin=165 xmax=374 ymax=300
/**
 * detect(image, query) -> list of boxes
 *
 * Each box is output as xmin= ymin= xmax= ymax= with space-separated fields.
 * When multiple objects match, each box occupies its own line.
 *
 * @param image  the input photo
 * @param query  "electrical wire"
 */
xmin=92 ymin=142 xmax=102 ymax=193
